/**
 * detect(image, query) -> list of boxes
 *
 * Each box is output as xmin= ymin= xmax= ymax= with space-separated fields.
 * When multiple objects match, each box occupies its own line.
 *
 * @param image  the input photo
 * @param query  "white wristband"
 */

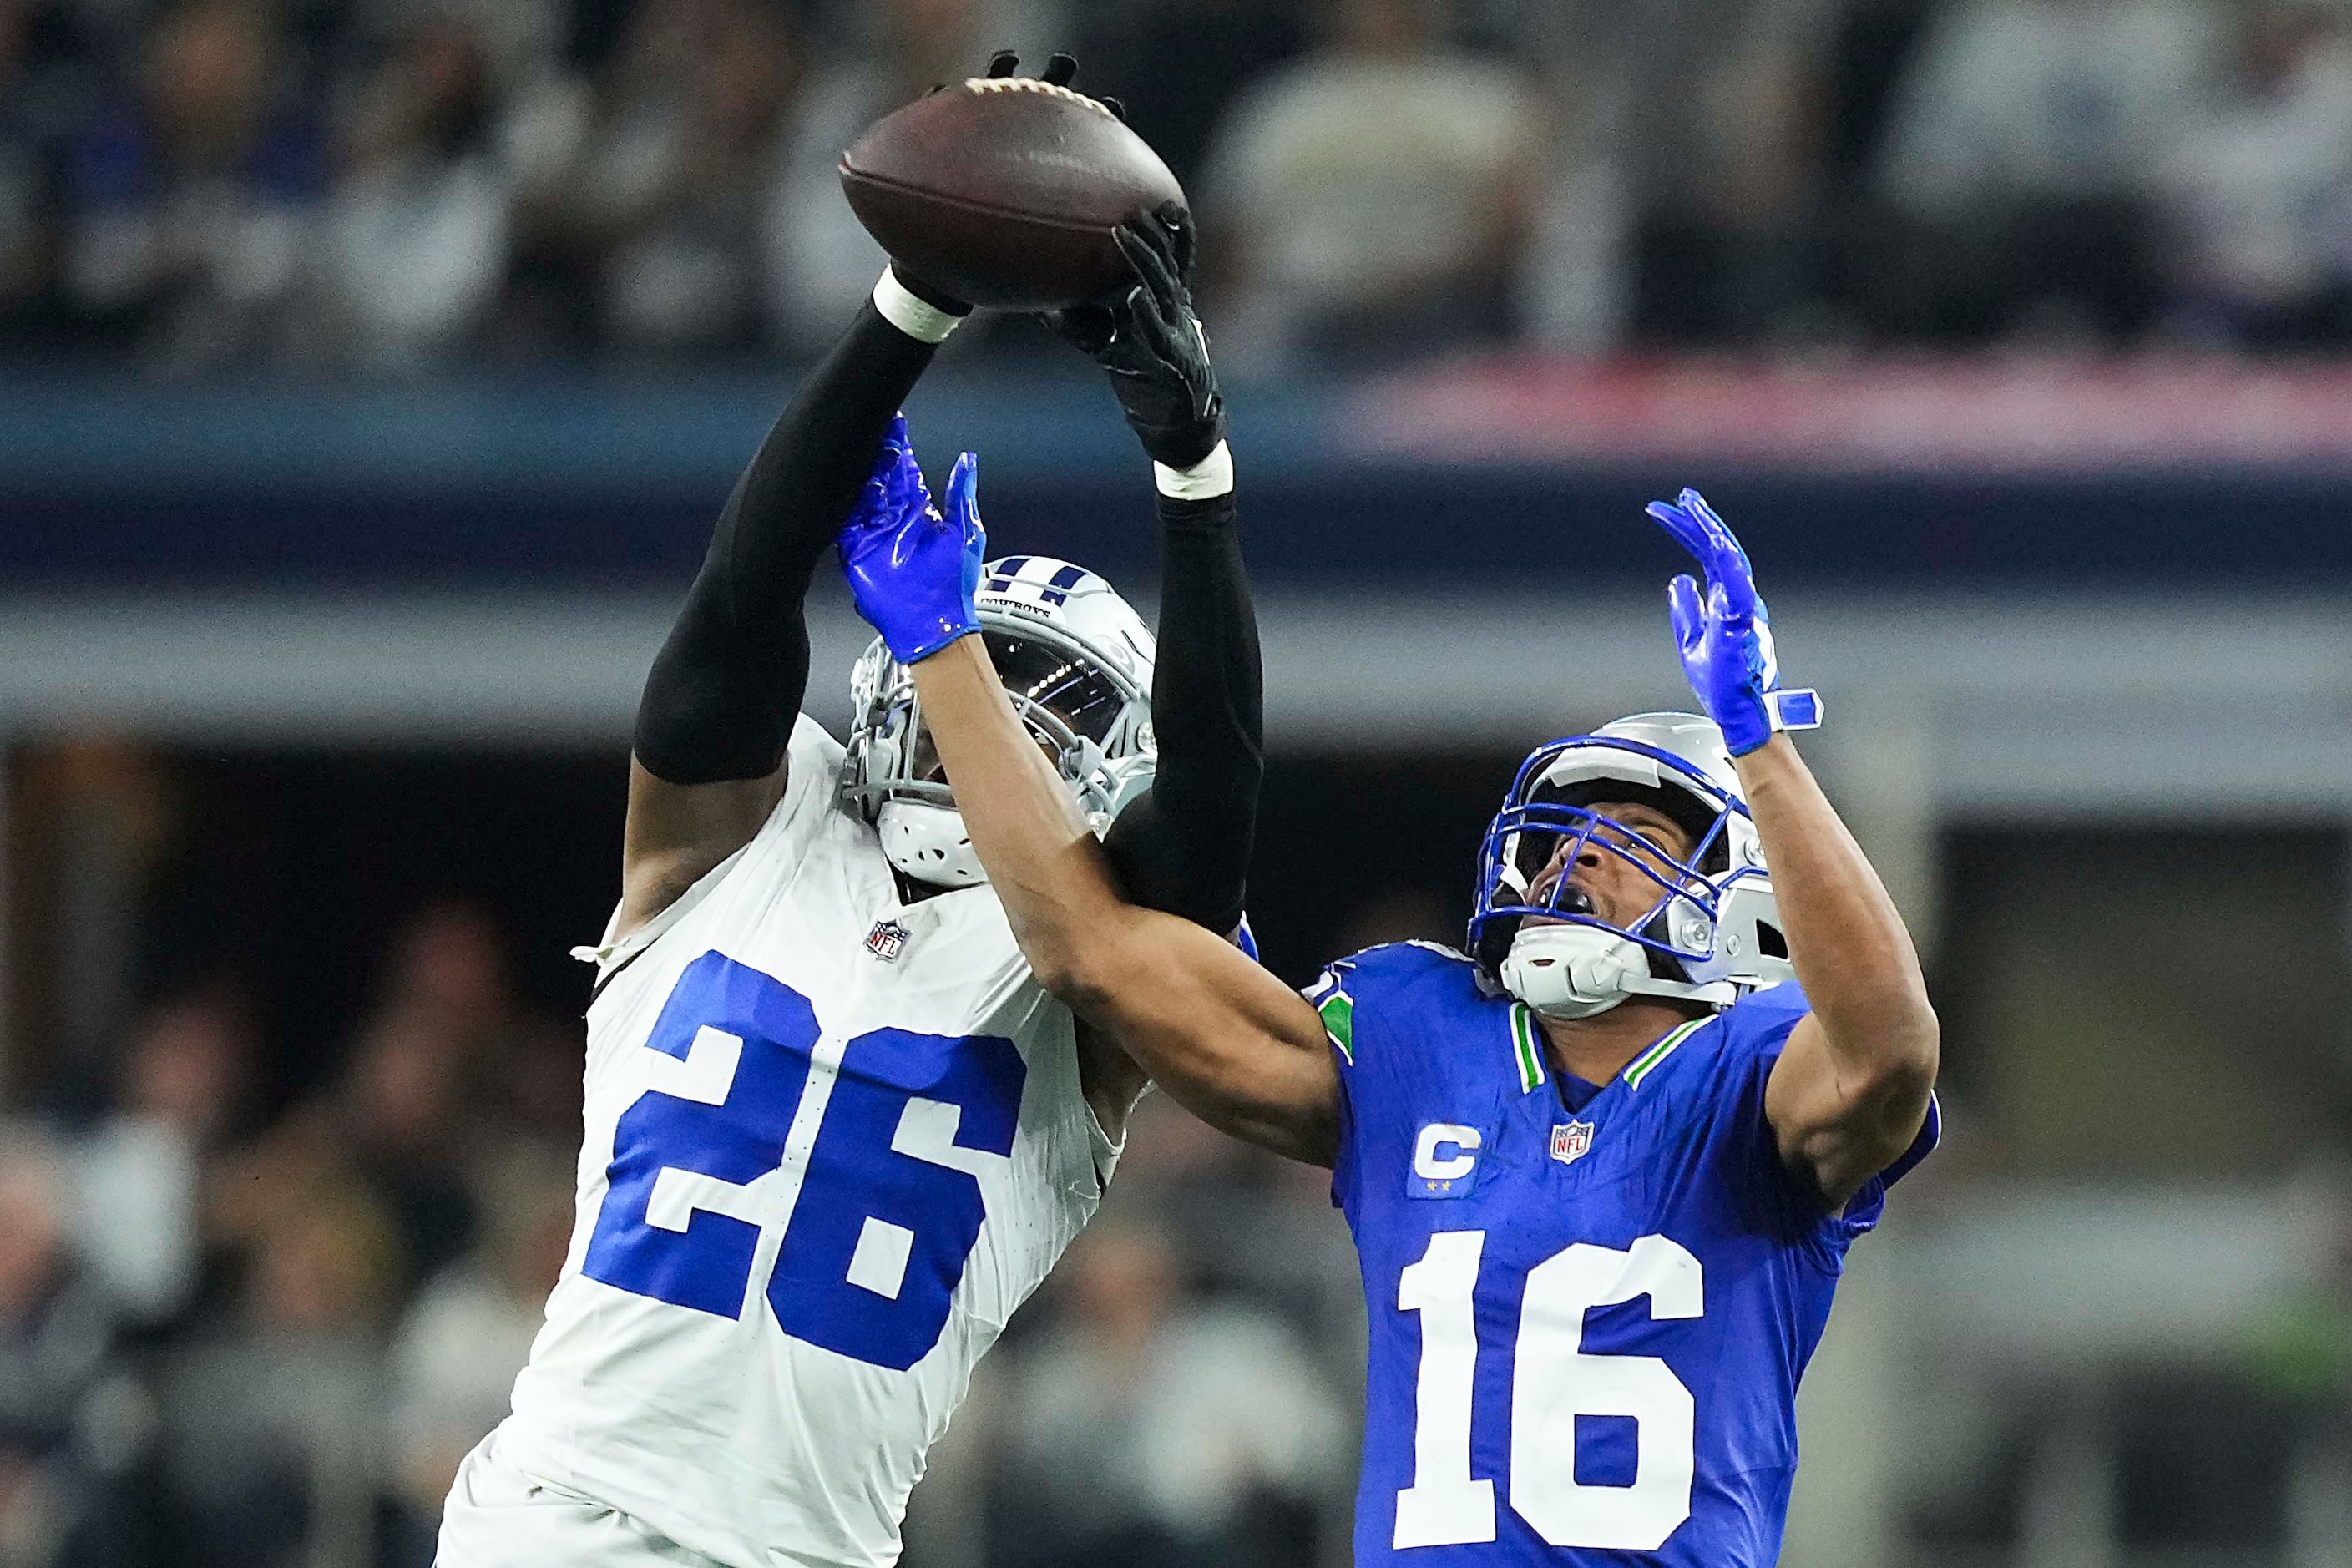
xmin=871 ymin=268 xmax=964 ymax=344
xmin=1153 ymin=439 xmax=1235 ymax=499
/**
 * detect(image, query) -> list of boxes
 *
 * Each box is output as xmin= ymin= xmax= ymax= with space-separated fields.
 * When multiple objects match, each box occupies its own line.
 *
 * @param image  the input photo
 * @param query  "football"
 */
xmin=839 ymin=76 xmax=1186 ymax=311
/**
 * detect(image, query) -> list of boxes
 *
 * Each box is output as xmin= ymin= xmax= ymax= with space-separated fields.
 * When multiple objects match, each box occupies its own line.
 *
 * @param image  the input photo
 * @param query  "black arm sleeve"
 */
xmin=632 ymin=303 xmax=941 ymax=783
xmin=1102 ymin=488 xmax=1264 ymax=934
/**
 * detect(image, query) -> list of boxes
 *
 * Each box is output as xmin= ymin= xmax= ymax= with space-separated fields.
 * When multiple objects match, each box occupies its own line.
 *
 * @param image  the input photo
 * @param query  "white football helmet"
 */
xmin=841 ymin=554 xmax=1157 ymax=889
xmin=1469 ymin=712 xmax=1795 ymax=1020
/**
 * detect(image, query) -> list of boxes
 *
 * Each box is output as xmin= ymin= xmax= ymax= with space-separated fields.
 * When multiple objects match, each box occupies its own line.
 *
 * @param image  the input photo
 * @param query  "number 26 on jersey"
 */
xmin=582 ymin=951 xmax=1026 ymax=1373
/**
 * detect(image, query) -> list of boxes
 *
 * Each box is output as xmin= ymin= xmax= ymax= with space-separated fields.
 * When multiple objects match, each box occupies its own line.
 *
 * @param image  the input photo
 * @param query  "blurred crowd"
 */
xmin=3 ymin=0 xmax=2351 ymax=377
xmin=0 ymin=902 xmax=583 ymax=1566
xmin=0 ymin=895 xmax=1371 ymax=1568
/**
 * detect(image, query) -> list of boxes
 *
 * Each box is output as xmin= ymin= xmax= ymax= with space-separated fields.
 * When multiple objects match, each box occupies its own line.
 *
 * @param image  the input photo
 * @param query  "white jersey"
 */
xmin=493 ymin=716 xmax=1117 ymax=1568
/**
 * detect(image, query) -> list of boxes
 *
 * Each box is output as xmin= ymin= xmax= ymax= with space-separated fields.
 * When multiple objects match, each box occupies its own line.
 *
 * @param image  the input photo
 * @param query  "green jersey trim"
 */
xmin=1626 ymin=1017 xmax=1708 ymax=1089
xmin=1317 ymin=989 xmax=1356 ymax=1065
xmin=1510 ymin=1004 xmax=1546 ymax=1094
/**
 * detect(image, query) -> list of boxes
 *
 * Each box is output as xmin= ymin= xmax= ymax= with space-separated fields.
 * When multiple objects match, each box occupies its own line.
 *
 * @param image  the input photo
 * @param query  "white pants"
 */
xmin=436 ymin=1434 xmax=731 ymax=1568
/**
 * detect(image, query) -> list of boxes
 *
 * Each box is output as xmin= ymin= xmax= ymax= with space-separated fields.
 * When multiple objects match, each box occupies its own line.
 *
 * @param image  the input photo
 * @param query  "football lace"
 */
xmin=962 ymin=77 xmax=1114 ymax=118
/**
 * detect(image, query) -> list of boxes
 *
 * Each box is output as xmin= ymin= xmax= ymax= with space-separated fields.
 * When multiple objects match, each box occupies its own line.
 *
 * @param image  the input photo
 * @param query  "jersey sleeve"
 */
xmin=1705 ymin=984 xmax=1940 ymax=1266
xmin=1302 ymin=943 xmax=1499 ymax=1219
xmin=574 ymin=715 xmax=846 ymax=985
xmin=1302 ymin=959 xmax=1363 ymax=1212
xmin=1833 ymin=1091 xmax=1940 ymax=1244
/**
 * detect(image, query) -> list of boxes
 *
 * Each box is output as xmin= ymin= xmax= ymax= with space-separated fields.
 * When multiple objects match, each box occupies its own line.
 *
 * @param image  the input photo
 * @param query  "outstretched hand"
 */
xmin=1044 ymin=204 xmax=1226 ymax=470
xmin=839 ymin=414 xmax=985 ymax=665
xmin=1644 ymin=488 xmax=1820 ymax=757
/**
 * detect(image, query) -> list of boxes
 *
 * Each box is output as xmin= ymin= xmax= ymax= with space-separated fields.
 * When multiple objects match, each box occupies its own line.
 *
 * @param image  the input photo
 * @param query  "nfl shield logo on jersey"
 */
xmin=864 ymin=919 xmax=910 ymax=962
xmin=1550 ymin=1120 xmax=1595 ymax=1166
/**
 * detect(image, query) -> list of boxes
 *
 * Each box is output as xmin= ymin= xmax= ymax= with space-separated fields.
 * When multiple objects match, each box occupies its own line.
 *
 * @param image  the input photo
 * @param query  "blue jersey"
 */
xmin=1312 ymin=942 xmax=1937 ymax=1566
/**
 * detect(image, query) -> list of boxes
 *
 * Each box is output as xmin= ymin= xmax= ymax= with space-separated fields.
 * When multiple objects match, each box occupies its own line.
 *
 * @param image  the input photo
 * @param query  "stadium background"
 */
xmin=5 ymin=0 xmax=2352 ymax=1562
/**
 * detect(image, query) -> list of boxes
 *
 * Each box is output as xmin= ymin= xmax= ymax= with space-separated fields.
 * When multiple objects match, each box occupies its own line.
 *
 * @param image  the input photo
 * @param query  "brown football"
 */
xmin=839 ymin=77 xmax=1186 ymax=311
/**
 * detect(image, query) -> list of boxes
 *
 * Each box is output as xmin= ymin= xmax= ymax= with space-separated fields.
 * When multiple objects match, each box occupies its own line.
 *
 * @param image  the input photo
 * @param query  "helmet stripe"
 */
xmin=1022 ymin=563 xmax=1092 ymax=608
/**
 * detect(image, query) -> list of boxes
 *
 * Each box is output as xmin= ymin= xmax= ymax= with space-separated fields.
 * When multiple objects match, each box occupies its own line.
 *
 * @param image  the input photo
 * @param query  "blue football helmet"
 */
xmin=1469 ymin=712 xmax=1796 ymax=1019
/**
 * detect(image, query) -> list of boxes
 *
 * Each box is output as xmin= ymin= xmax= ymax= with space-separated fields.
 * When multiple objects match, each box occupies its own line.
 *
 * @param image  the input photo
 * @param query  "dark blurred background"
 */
xmin=6 ymin=1 xmax=2352 ymax=1565
xmin=7 ymin=0 xmax=2352 ymax=371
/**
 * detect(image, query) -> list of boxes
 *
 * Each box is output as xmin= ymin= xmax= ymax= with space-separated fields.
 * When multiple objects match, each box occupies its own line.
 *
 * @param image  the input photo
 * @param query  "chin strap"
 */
xmin=878 ymin=800 xmax=987 ymax=889
xmin=1500 ymin=922 xmax=1743 ymax=1020
xmin=1616 ymin=974 xmax=1742 ymax=1009
xmin=1517 ymin=972 xmax=1742 ymax=1023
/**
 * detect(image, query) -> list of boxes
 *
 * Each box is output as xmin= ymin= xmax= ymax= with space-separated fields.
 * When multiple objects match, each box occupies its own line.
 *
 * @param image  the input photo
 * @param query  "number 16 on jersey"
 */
xmin=1396 ymin=1230 xmax=1704 ymax=1553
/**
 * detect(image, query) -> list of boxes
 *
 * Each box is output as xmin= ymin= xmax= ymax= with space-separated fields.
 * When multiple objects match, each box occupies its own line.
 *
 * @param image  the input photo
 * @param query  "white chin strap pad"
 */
xmin=1498 ymin=923 xmax=1651 ymax=1019
xmin=877 ymin=802 xmax=987 ymax=888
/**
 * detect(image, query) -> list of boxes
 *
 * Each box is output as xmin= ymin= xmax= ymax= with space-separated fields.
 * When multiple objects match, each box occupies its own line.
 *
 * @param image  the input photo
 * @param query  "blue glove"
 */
xmin=839 ymin=414 xmax=985 ymax=665
xmin=1644 ymin=488 xmax=1821 ymax=756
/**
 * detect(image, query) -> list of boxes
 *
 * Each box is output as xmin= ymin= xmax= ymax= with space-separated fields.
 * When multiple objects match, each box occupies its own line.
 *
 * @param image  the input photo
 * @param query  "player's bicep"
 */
xmin=616 ymin=756 xmax=787 ymax=942
xmin=1765 ymin=1013 xmax=1936 ymax=1207
xmin=1065 ymin=908 xmax=1340 ymax=1167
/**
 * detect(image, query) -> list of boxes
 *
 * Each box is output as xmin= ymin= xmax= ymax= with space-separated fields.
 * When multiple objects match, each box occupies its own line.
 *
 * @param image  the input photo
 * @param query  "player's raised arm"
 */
xmin=839 ymin=443 xmax=1340 ymax=1166
xmin=1050 ymin=205 xmax=1262 ymax=941
xmin=1646 ymin=490 xmax=1940 ymax=1206
xmin=1035 ymin=206 xmax=1264 ymax=1125
xmin=615 ymin=264 xmax=969 ymax=941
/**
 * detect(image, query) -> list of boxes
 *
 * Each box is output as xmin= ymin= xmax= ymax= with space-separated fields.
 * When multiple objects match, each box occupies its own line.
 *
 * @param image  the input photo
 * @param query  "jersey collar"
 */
xmin=1625 ymin=1016 xmax=1708 ymax=1090
xmin=1510 ymin=1009 xmax=1710 ymax=1098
